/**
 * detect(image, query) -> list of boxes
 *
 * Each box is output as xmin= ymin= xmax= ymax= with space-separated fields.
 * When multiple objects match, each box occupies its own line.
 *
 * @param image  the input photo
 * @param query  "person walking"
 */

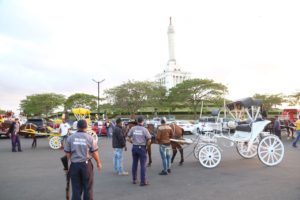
xmin=156 ymin=117 xmax=173 ymax=175
xmin=292 ymin=116 xmax=300 ymax=147
xmin=273 ymin=116 xmax=282 ymax=139
xmin=64 ymin=119 xmax=102 ymax=200
xmin=112 ymin=118 xmax=128 ymax=176
xmin=59 ymin=118 xmax=71 ymax=148
xmin=127 ymin=116 xmax=151 ymax=186
xmin=8 ymin=118 xmax=22 ymax=152
xmin=105 ymin=119 xmax=111 ymax=138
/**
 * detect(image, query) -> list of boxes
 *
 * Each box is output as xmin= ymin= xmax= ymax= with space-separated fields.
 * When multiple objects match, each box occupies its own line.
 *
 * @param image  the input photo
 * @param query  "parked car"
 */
xmin=192 ymin=117 xmax=218 ymax=134
xmin=120 ymin=118 xmax=131 ymax=126
xmin=174 ymin=120 xmax=194 ymax=134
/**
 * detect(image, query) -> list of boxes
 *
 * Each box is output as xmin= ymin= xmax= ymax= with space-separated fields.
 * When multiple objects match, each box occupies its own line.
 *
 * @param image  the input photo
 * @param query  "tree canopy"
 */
xmin=253 ymin=93 xmax=284 ymax=111
xmin=65 ymin=93 xmax=97 ymax=111
xmin=20 ymin=93 xmax=65 ymax=116
xmin=168 ymin=79 xmax=227 ymax=118
xmin=105 ymin=80 xmax=167 ymax=115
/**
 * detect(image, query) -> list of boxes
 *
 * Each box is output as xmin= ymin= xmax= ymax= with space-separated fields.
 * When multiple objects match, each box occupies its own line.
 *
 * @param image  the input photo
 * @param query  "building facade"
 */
xmin=155 ymin=17 xmax=191 ymax=90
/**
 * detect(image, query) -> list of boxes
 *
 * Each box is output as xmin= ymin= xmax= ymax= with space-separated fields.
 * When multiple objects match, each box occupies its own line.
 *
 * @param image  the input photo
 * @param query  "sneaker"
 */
xmin=140 ymin=182 xmax=149 ymax=186
xmin=167 ymin=169 xmax=171 ymax=173
xmin=118 ymin=172 xmax=129 ymax=176
xmin=159 ymin=171 xmax=168 ymax=175
xmin=292 ymin=144 xmax=297 ymax=148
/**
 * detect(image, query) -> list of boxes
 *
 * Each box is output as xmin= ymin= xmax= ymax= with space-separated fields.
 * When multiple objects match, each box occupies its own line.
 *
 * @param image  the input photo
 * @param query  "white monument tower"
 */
xmin=155 ymin=17 xmax=191 ymax=90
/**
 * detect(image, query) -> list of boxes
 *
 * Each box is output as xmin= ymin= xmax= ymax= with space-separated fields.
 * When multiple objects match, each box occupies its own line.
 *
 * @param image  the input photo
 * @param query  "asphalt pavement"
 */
xmin=0 ymin=133 xmax=299 ymax=200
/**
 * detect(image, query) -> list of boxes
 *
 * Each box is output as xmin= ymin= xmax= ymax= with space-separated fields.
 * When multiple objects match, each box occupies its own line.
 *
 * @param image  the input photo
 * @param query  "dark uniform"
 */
xmin=8 ymin=120 xmax=22 ymax=152
xmin=64 ymin=129 xmax=99 ymax=200
xmin=127 ymin=123 xmax=151 ymax=186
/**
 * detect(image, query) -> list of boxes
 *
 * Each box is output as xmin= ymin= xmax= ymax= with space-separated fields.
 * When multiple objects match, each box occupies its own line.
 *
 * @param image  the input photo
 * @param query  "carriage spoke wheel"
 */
xmin=258 ymin=135 xmax=284 ymax=166
xmin=49 ymin=136 xmax=61 ymax=150
xmin=236 ymin=137 xmax=259 ymax=159
xmin=198 ymin=144 xmax=221 ymax=168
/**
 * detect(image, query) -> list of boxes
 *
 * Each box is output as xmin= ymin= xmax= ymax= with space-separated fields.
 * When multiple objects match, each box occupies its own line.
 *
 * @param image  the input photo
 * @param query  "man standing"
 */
xmin=273 ymin=116 xmax=282 ymax=139
xmin=127 ymin=116 xmax=151 ymax=186
xmin=64 ymin=119 xmax=102 ymax=200
xmin=8 ymin=118 xmax=22 ymax=152
xmin=156 ymin=117 xmax=173 ymax=175
xmin=292 ymin=116 xmax=300 ymax=147
xmin=112 ymin=118 xmax=128 ymax=176
xmin=59 ymin=118 xmax=71 ymax=148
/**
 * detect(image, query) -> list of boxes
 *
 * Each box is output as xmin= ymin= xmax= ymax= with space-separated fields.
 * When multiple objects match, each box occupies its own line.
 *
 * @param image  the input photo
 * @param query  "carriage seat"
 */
xmin=235 ymin=121 xmax=252 ymax=132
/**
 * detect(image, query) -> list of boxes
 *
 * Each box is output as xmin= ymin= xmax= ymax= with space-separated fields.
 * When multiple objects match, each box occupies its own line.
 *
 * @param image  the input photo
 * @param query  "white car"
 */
xmin=174 ymin=120 xmax=194 ymax=134
xmin=192 ymin=117 xmax=219 ymax=134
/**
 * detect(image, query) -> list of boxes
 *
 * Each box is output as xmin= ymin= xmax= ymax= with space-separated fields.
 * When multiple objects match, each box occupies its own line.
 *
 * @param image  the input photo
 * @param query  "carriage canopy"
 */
xmin=226 ymin=97 xmax=262 ymax=111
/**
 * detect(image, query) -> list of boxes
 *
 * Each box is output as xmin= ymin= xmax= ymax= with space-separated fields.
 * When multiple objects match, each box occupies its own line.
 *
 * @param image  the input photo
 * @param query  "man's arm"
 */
xmin=92 ymin=150 xmax=102 ymax=172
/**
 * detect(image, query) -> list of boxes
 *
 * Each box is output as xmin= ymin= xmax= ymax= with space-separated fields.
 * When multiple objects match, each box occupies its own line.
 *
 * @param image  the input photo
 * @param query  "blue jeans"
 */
xmin=159 ymin=144 xmax=172 ymax=172
xmin=113 ymin=148 xmax=125 ymax=173
xmin=292 ymin=130 xmax=300 ymax=146
xmin=132 ymin=145 xmax=147 ymax=184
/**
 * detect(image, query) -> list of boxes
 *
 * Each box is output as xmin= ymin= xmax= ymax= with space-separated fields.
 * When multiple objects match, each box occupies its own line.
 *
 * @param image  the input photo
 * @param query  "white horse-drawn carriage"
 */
xmin=191 ymin=97 xmax=284 ymax=168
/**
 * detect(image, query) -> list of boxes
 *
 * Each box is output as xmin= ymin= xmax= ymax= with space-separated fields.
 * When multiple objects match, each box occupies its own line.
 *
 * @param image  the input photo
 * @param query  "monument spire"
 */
xmin=167 ymin=16 xmax=176 ymax=68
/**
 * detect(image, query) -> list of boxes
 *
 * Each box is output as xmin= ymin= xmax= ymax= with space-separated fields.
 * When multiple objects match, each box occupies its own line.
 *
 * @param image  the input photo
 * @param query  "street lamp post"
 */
xmin=92 ymin=79 xmax=105 ymax=120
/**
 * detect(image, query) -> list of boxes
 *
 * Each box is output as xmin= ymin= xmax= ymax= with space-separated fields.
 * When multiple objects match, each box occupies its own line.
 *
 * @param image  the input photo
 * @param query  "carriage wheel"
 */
xmin=236 ymin=137 xmax=259 ymax=159
xmin=257 ymin=135 xmax=284 ymax=166
xmin=198 ymin=144 xmax=221 ymax=168
xmin=49 ymin=136 xmax=61 ymax=150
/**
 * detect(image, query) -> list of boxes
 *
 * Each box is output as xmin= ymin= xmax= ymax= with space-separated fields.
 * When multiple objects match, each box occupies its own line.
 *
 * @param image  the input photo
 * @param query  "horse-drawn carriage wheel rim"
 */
xmin=49 ymin=136 xmax=61 ymax=150
xmin=236 ymin=137 xmax=259 ymax=159
xmin=198 ymin=144 xmax=221 ymax=168
xmin=257 ymin=135 xmax=284 ymax=166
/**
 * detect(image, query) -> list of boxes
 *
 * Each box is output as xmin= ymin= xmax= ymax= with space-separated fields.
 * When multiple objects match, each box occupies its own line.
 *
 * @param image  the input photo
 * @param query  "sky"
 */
xmin=1 ymin=0 xmax=300 ymax=112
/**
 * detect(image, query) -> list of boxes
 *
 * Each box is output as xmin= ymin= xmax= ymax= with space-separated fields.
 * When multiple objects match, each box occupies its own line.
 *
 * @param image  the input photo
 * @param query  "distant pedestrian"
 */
xmin=59 ymin=118 xmax=71 ymax=148
xmin=112 ymin=118 xmax=128 ymax=176
xmin=127 ymin=116 xmax=151 ymax=186
xmin=156 ymin=117 xmax=173 ymax=175
xmin=64 ymin=119 xmax=102 ymax=200
xmin=8 ymin=118 xmax=22 ymax=152
xmin=292 ymin=116 xmax=300 ymax=148
xmin=273 ymin=116 xmax=282 ymax=139
xmin=105 ymin=119 xmax=111 ymax=138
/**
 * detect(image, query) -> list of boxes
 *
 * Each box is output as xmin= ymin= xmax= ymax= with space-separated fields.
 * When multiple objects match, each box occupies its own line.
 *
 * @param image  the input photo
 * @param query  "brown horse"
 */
xmin=146 ymin=123 xmax=184 ymax=166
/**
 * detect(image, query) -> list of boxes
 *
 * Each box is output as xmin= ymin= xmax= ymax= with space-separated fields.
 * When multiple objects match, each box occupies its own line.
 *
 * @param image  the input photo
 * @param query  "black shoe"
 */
xmin=12 ymin=150 xmax=17 ymax=152
xmin=18 ymin=150 xmax=22 ymax=152
xmin=132 ymin=180 xmax=137 ymax=184
xmin=159 ymin=171 xmax=168 ymax=175
xmin=167 ymin=169 xmax=171 ymax=173
xmin=140 ymin=182 xmax=149 ymax=186
xmin=292 ymin=144 xmax=297 ymax=148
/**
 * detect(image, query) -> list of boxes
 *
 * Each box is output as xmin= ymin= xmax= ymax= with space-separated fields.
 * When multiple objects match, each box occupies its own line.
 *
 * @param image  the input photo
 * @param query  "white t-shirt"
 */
xmin=59 ymin=122 xmax=71 ymax=136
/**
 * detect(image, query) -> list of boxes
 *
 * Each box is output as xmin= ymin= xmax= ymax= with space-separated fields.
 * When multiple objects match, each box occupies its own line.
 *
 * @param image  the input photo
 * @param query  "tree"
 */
xmin=65 ymin=93 xmax=97 ymax=111
xmin=287 ymin=91 xmax=300 ymax=105
xmin=20 ymin=93 xmax=65 ymax=117
xmin=168 ymin=79 xmax=227 ymax=119
xmin=105 ymin=80 xmax=167 ymax=116
xmin=253 ymin=93 xmax=285 ymax=111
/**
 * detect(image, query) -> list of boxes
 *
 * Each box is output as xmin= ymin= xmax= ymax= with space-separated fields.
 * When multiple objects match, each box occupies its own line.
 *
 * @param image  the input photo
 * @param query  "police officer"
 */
xmin=8 ymin=118 xmax=22 ymax=152
xmin=64 ymin=119 xmax=102 ymax=200
xmin=127 ymin=116 xmax=151 ymax=186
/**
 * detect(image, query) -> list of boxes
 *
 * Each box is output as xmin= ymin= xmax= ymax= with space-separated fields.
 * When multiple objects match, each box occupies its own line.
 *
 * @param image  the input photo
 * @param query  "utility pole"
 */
xmin=92 ymin=79 xmax=105 ymax=120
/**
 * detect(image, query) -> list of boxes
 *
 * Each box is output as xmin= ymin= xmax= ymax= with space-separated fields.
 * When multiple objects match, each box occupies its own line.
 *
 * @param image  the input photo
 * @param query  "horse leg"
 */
xmin=171 ymin=148 xmax=177 ymax=164
xmin=147 ymin=144 xmax=152 ymax=167
xmin=31 ymin=135 xmax=37 ymax=149
xmin=179 ymin=147 xmax=184 ymax=165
